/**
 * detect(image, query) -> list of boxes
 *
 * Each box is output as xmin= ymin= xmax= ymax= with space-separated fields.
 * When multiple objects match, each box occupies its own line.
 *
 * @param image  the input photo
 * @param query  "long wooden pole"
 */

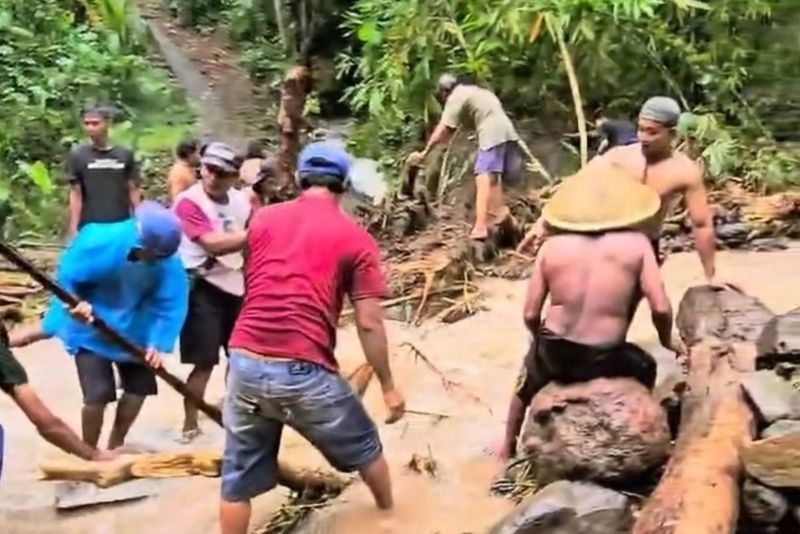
xmin=0 ymin=239 xmax=223 ymax=425
xmin=0 ymin=239 xmax=351 ymax=494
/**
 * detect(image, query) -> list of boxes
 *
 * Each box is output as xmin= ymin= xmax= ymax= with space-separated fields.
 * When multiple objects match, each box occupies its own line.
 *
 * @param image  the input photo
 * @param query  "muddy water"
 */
xmin=2 ymin=245 xmax=800 ymax=533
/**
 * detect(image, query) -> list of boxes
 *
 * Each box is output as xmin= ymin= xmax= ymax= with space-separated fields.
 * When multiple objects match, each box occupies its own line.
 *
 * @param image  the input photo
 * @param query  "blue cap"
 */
xmin=297 ymin=142 xmax=352 ymax=180
xmin=135 ymin=201 xmax=182 ymax=258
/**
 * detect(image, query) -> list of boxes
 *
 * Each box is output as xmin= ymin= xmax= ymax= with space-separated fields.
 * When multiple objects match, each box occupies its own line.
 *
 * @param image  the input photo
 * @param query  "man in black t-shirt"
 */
xmin=595 ymin=115 xmax=638 ymax=156
xmin=67 ymin=104 xmax=141 ymax=238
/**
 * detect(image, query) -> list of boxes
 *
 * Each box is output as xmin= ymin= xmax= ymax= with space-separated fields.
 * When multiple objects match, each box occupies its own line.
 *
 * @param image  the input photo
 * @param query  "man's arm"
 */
xmin=638 ymin=238 xmax=674 ymax=350
xmin=349 ymin=239 xmax=404 ymax=423
xmin=684 ymin=163 xmax=715 ymax=281
xmin=12 ymin=385 xmax=108 ymax=461
xmin=419 ymin=122 xmax=455 ymax=160
xmin=522 ymin=242 xmax=549 ymax=334
xmin=175 ymin=198 xmax=247 ymax=255
xmin=67 ymin=184 xmax=82 ymax=239
xmin=145 ymin=259 xmax=189 ymax=354
xmin=126 ymin=151 xmax=142 ymax=212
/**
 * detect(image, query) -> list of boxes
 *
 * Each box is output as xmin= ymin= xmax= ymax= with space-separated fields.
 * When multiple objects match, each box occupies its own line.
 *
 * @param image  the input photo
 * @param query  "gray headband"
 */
xmin=639 ymin=96 xmax=681 ymax=127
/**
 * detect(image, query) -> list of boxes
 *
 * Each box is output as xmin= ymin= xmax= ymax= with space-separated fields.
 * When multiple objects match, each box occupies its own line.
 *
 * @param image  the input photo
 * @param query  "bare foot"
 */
xmin=177 ymin=427 xmax=202 ymax=444
xmin=470 ymin=225 xmax=488 ymax=241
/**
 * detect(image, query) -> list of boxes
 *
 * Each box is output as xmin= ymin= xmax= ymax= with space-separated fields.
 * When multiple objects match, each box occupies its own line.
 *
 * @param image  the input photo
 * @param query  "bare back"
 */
xmin=539 ymin=232 xmax=654 ymax=346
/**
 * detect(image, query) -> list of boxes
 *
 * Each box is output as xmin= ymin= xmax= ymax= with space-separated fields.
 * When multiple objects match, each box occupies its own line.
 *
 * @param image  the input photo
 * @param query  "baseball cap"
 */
xmin=297 ymin=142 xmax=352 ymax=180
xmin=201 ymin=142 xmax=243 ymax=175
xmin=135 ymin=201 xmax=182 ymax=258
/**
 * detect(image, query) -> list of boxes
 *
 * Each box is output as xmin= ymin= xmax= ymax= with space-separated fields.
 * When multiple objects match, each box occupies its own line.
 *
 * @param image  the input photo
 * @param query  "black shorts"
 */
xmin=180 ymin=277 xmax=242 ymax=369
xmin=514 ymin=328 xmax=657 ymax=406
xmin=75 ymin=350 xmax=157 ymax=405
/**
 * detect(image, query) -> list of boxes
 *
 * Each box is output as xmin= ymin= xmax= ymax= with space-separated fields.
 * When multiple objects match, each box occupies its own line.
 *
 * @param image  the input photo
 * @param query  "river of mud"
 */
xmin=2 ymin=245 xmax=800 ymax=533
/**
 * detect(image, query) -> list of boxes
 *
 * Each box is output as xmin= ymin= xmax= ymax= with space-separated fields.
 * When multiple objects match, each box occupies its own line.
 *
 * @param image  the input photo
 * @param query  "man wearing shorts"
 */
xmin=408 ymin=74 xmax=526 ymax=240
xmin=219 ymin=142 xmax=405 ymax=534
xmin=174 ymin=142 xmax=250 ymax=441
xmin=45 ymin=201 xmax=188 ymax=450
xmin=0 ymin=321 xmax=116 ymax=462
xmin=494 ymin=164 xmax=684 ymax=483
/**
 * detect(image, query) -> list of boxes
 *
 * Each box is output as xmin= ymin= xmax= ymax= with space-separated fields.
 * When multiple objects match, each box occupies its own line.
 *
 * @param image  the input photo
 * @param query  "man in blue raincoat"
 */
xmin=45 ymin=201 xmax=188 ymax=450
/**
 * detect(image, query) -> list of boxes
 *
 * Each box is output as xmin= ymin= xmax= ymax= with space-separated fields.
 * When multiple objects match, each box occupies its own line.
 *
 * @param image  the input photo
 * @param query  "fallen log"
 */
xmin=38 ymin=364 xmax=374 ymax=496
xmin=633 ymin=286 xmax=775 ymax=534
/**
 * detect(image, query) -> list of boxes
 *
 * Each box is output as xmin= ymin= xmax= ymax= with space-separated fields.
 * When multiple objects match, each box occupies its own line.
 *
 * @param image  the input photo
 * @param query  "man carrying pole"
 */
xmin=44 ymin=201 xmax=188 ymax=450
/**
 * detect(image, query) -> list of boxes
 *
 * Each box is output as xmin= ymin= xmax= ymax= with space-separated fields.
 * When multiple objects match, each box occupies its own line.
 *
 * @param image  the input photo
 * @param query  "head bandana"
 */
xmin=639 ymin=97 xmax=681 ymax=127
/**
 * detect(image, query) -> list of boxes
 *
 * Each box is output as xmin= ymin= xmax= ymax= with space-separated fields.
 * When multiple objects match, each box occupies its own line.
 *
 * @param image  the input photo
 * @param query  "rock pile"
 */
xmin=740 ymin=307 xmax=800 ymax=533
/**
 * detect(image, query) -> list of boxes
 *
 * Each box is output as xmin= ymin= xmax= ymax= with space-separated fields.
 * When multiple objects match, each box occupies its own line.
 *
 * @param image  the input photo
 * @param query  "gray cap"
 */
xmin=639 ymin=96 xmax=681 ymax=127
xmin=436 ymin=73 xmax=459 ymax=94
xmin=200 ymin=142 xmax=242 ymax=174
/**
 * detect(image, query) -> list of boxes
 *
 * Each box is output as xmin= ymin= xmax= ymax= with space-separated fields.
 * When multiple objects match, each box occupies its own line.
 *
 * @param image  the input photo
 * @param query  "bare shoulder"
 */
xmin=600 ymin=231 xmax=652 ymax=256
xmin=673 ymin=151 xmax=704 ymax=187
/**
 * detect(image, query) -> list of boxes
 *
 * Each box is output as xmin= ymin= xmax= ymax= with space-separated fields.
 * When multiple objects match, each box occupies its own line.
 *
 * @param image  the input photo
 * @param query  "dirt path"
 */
xmin=3 ymin=246 xmax=800 ymax=533
xmin=138 ymin=0 xmax=275 ymax=149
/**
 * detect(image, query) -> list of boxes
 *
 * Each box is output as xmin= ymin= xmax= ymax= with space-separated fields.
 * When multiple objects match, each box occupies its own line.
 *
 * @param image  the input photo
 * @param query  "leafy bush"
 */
xmin=0 ymin=0 xmax=192 ymax=239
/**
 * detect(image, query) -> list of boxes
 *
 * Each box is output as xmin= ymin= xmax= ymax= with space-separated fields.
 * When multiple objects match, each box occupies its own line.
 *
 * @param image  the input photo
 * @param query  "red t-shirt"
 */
xmin=174 ymin=197 xmax=213 ymax=240
xmin=229 ymin=192 xmax=388 ymax=370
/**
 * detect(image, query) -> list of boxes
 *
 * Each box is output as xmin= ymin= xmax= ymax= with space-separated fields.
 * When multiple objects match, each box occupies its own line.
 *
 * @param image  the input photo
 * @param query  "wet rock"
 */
xmin=757 ymin=308 xmax=800 ymax=369
xmin=750 ymin=237 xmax=789 ymax=252
xmin=763 ymin=420 xmax=800 ymax=440
xmin=743 ymin=433 xmax=800 ymax=488
xmin=742 ymin=478 xmax=789 ymax=524
xmin=716 ymin=222 xmax=750 ymax=246
xmin=522 ymin=378 xmax=670 ymax=485
xmin=487 ymin=480 xmax=632 ymax=534
xmin=740 ymin=370 xmax=800 ymax=424
xmin=676 ymin=286 xmax=774 ymax=346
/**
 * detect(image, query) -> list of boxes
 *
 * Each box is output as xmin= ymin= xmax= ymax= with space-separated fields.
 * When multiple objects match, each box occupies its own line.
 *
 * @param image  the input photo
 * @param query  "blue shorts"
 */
xmin=221 ymin=351 xmax=383 ymax=502
xmin=474 ymin=141 xmax=523 ymax=181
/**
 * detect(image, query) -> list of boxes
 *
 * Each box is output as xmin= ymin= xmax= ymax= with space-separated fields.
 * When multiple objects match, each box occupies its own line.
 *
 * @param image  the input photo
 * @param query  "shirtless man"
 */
xmin=167 ymin=138 xmax=200 ymax=204
xmin=519 ymin=96 xmax=717 ymax=284
xmin=494 ymin=167 xmax=683 ymax=481
xmin=407 ymin=74 xmax=525 ymax=240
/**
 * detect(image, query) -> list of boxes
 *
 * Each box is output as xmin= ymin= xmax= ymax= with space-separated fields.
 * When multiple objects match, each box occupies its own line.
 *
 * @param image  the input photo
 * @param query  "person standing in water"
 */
xmin=519 ymin=96 xmax=718 ymax=287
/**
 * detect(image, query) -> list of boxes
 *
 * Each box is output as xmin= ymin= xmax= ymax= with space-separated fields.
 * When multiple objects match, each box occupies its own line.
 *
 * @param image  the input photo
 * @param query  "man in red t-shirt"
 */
xmin=219 ymin=142 xmax=406 ymax=534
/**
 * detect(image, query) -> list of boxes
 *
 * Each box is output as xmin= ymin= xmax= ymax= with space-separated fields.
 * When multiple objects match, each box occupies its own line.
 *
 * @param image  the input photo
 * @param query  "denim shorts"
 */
xmin=221 ymin=350 xmax=383 ymax=502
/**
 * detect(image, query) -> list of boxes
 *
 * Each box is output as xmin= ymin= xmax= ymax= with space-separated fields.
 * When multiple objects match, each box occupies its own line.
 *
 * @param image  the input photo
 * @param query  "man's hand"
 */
xmin=67 ymin=301 xmax=94 ymax=324
xmin=406 ymin=151 xmax=425 ymax=167
xmin=143 ymin=347 xmax=163 ymax=369
xmin=517 ymin=224 xmax=544 ymax=255
xmin=382 ymin=386 xmax=406 ymax=424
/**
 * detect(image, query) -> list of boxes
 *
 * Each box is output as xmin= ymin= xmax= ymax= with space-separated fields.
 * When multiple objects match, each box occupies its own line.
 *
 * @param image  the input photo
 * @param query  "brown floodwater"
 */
xmin=2 ymin=245 xmax=800 ymax=533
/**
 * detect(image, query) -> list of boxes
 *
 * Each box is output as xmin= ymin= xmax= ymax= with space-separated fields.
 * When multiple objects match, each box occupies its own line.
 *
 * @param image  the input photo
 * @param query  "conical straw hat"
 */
xmin=542 ymin=162 xmax=661 ymax=232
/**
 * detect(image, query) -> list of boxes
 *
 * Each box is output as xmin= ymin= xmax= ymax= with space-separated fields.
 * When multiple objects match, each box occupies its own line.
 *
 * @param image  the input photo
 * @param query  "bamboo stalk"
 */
xmin=552 ymin=22 xmax=588 ymax=167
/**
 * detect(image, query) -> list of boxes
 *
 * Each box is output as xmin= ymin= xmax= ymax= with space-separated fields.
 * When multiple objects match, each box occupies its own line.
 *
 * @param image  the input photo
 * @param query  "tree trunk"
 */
xmin=632 ymin=286 xmax=775 ymax=534
xmin=276 ymin=64 xmax=312 ymax=194
xmin=553 ymin=27 xmax=588 ymax=167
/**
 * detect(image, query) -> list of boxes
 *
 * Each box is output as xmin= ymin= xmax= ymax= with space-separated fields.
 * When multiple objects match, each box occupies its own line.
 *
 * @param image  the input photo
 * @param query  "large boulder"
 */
xmin=522 ymin=378 xmax=670 ymax=485
xmin=488 ymin=480 xmax=632 ymax=534
xmin=740 ymin=370 xmax=800 ymax=424
xmin=757 ymin=307 xmax=800 ymax=369
xmin=743 ymin=433 xmax=800 ymax=488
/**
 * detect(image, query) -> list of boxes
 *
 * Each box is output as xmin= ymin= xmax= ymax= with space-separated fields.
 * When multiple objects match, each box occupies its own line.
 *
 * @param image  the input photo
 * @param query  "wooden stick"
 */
xmin=0 ymin=239 xmax=223 ymax=426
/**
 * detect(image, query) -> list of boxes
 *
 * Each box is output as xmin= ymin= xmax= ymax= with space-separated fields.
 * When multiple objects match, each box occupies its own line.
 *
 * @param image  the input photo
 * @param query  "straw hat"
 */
xmin=542 ymin=162 xmax=661 ymax=232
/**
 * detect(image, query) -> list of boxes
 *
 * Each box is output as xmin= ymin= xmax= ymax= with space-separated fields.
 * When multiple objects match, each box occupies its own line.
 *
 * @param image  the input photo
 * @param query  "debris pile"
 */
xmin=739 ymin=307 xmax=800 ymax=533
xmin=0 ymin=246 xmax=57 ymax=323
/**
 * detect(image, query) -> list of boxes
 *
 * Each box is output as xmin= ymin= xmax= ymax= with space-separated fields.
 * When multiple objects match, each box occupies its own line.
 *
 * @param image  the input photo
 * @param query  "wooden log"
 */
xmin=276 ymin=64 xmax=311 ymax=193
xmin=633 ymin=286 xmax=775 ymax=534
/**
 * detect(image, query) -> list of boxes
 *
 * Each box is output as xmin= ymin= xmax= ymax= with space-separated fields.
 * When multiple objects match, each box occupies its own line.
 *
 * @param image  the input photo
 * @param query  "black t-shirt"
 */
xmin=67 ymin=144 xmax=139 ymax=227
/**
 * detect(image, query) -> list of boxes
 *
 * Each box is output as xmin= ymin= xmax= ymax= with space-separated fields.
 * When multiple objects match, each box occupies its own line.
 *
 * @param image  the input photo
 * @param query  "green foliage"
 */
xmin=0 ymin=0 xmax=192 ymax=239
xmin=337 ymin=0 xmax=799 ymax=189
